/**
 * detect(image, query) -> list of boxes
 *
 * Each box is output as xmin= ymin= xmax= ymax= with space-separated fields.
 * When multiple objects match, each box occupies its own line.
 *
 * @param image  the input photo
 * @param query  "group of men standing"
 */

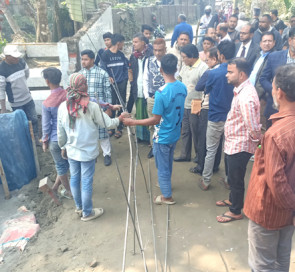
xmin=0 ymin=9 xmax=295 ymax=271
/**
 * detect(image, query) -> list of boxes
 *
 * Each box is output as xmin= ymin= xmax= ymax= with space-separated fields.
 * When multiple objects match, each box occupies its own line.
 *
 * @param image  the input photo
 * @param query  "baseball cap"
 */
xmin=3 ymin=45 xmax=22 ymax=58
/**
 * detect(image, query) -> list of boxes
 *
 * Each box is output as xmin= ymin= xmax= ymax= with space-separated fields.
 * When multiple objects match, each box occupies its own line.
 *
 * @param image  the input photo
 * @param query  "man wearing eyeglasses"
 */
xmin=235 ymin=24 xmax=260 ymax=70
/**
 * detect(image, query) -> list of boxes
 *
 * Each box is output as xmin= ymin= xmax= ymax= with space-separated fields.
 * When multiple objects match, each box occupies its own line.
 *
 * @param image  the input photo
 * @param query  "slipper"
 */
xmin=75 ymin=208 xmax=82 ymax=217
xmin=216 ymin=200 xmax=232 ymax=207
xmin=216 ymin=213 xmax=243 ymax=223
xmin=60 ymin=189 xmax=72 ymax=199
xmin=198 ymin=179 xmax=210 ymax=191
xmin=81 ymin=208 xmax=104 ymax=222
xmin=108 ymin=130 xmax=115 ymax=137
xmin=153 ymin=195 xmax=176 ymax=205
xmin=114 ymin=131 xmax=122 ymax=138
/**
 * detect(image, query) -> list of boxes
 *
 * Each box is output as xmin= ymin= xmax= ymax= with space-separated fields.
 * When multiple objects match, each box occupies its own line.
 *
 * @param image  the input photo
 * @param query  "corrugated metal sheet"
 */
xmin=66 ymin=0 xmax=96 ymax=22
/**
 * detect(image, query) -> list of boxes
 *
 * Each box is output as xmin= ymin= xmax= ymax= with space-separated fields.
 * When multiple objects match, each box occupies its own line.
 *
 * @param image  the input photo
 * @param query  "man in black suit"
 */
xmin=235 ymin=24 xmax=260 ymax=70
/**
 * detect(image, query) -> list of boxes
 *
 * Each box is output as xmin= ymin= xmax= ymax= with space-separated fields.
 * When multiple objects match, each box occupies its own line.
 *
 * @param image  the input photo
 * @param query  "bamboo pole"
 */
xmin=28 ymin=121 xmax=40 ymax=177
xmin=0 ymin=158 xmax=10 ymax=200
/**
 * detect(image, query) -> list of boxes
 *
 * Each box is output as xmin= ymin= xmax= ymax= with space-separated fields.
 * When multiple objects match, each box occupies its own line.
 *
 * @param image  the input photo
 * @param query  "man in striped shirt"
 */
xmin=244 ymin=64 xmax=295 ymax=272
xmin=216 ymin=58 xmax=261 ymax=223
xmin=80 ymin=50 xmax=113 ymax=166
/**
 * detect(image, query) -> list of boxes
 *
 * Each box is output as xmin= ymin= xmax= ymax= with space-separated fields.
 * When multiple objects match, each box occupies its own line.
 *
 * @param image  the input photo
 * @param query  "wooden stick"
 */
xmin=0 ymin=158 xmax=11 ymax=200
xmin=28 ymin=121 xmax=40 ymax=177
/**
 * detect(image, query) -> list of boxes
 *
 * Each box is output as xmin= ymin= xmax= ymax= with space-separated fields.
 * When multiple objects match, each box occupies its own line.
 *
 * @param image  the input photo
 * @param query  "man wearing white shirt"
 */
xmin=235 ymin=24 xmax=260 ymax=69
xmin=216 ymin=23 xmax=231 ymax=44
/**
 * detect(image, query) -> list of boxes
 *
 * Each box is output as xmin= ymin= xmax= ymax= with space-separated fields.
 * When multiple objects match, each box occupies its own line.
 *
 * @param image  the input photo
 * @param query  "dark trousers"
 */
xmin=127 ymin=91 xmax=134 ymax=114
xmin=111 ymin=79 xmax=127 ymax=131
xmin=197 ymin=109 xmax=222 ymax=171
xmin=225 ymin=152 xmax=252 ymax=215
xmin=12 ymin=99 xmax=39 ymax=139
xmin=180 ymin=109 xmax=199 ymax=160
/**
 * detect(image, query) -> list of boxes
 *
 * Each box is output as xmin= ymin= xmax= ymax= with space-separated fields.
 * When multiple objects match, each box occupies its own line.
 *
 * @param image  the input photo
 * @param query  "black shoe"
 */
xmin=174 ymin=157 xmax=191 ymax=162
xmin=189 ymin=165 xmax=202 ymax=175
xmin=147 ymin=148 xmax=154 ymax=159
xmin=104 ymin=155 xmax=112 ymax=166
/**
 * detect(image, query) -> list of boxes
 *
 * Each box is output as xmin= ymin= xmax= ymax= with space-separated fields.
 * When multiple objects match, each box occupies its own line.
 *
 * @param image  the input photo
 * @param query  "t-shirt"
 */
xmin=152 ymin=80 xmax=187 ymax=144
xmin=100 ymin=49 xmax=128 ymax=83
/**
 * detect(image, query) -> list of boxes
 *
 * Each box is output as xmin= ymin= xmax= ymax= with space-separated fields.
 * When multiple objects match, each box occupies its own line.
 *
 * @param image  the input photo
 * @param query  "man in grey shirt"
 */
xmin=0 ymin=45 xmax=39 ymax=142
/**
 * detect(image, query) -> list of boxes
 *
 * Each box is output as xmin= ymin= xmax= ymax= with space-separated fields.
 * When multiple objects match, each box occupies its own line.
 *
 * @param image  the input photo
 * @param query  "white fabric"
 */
xmin=137 ymin=59 xmax=144 ymax=98
xmin=100 ymin=138 xmax=111 ymax=157
xmin=220 ymin=33 xmax=231 ymax=43
xmin=57 ymin=101 xmax=119 ymax=161
xmin=236 ymin=41 xmax=252 ymax=58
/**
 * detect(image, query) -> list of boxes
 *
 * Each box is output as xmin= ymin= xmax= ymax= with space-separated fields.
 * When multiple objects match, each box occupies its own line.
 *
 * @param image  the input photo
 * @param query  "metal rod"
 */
xmin=148 ymin=160 xmax=159 ymax=272
xmin=164 ymin=205 xmax=170 ymax=272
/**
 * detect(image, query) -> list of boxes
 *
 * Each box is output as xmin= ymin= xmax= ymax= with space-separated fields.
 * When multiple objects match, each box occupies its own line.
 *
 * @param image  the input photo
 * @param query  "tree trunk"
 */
xmin=2 ymin=6 xmax=21 ymax=34
xmin=36 ymin=0 xmax=51 ymax=42
xmin=54 ymin=0 xmax=62 ymax=41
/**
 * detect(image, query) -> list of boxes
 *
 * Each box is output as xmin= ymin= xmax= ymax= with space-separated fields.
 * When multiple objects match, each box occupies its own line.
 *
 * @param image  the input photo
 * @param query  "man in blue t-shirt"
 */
xmin=123 ymin=54 xmax=187 ymax=205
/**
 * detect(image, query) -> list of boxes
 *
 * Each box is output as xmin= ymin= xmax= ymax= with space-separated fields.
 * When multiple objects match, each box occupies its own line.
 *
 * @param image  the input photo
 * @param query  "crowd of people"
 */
xmin=0 ymin=7 xmax=295 ymax=271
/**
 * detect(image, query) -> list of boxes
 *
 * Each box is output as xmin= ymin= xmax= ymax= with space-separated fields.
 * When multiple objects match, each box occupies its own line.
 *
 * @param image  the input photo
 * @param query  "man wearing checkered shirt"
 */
xmin=80 ymin=49 xmax=113 ymax=166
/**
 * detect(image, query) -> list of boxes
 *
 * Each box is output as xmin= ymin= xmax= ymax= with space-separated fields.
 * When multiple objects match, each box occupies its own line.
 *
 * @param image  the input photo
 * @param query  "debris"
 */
xmin=90 ymin=260 xmax=98 ymax=268
xmin=225 ymin=248 xmax=234 ymax=252
xmin=60 ymin=246 xmax=68 ymax=253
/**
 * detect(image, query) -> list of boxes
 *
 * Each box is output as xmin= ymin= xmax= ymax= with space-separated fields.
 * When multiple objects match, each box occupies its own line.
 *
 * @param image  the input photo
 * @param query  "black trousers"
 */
xmin=111 ymin=79 xmax=127 ymax=131
xmin=127 ymin=91 xmax=134 ymax=113
xmin=225 ymin=152 xmax=252 ymax=215
xmin=197 ymin=109 xmax=222 ymax=171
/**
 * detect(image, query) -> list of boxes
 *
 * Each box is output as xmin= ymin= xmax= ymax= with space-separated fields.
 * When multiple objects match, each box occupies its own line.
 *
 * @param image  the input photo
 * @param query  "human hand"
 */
xmin=42 ymin=142 xmax=49 ymax=152
xmin=109 ymin=77 xmax=114 ymax=84
xmin=105 ymin=108 xmax=112 ymax=117
xmin=122 ymin=117 xmax=135 ymax=126
xmin=120 ymin=112 xmax=131 ymax=118
xmin=61 ymin=149 xmax=68 ymax=160
xmin=110 ymin=104 xmax=122 ymax=111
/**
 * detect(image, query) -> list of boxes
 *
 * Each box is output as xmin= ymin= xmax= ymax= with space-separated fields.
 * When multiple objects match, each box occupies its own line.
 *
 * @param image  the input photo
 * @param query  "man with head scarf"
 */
xmin=57 ymin=73 xmax=128 ymax=222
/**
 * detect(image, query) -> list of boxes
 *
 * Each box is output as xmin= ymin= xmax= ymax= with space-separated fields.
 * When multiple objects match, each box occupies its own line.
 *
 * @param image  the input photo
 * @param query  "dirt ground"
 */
xmin=0 ymin=130 xmax=295 ymax=272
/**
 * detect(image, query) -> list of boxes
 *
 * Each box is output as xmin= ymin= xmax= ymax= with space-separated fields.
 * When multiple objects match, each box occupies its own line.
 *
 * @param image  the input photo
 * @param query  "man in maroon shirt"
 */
xmin=244 ymin=64 xmax=295 ymax=272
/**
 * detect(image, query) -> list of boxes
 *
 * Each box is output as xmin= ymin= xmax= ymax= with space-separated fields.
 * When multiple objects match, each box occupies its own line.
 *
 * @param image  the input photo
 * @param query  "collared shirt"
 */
xmin=200 ymin=14 xmax=212 ymax=29
xmin=244 ymin=110 xmax=295 ymax=230
xmin=219 ymin=33 xmax=231 ymax=43
xmin=287 ymin=50 xmax=295 ymax=64
xmin=80 ymin=65 xmax=112 ymax=140
xmin=168 ymin=43 xmax=182 ymax=76
xmin=249 ymin=51 xmax=270 ymax=85
xmin=236 ymin=40 xmax=252 ymax=58
xmin=179 ymin=58 xmax=208 ymax=109
xmin=42 ymin=87 xmax=67 ymax=142
xmin=57 ymin=101 xmax=119 ymax=161
xmin=143 ymin=56 xmax=165 ymax=99
xmin=224 ymin=79 xmax=261 ymax=155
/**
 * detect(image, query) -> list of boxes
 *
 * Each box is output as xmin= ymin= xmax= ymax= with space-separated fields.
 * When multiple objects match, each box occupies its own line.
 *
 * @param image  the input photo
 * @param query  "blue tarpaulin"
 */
xmin=0 ymin=110 xmax=37 ymax=191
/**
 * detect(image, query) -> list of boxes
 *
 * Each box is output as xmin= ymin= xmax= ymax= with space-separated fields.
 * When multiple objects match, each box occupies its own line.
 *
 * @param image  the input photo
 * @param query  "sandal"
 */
xmin=153 ymin=195 xmax=175 ymax=205
xmin=60 ymin=189 xmax=72 ymax=199
xmin=216 ymin=212 xmax=243 ymax=223
xmin=114 ymin=131 xmax=122 ymax=138
xmin=108 ymin=130 xmax=115 ymax=137
xmin=216 ymin=200 xmax=232 ymax=207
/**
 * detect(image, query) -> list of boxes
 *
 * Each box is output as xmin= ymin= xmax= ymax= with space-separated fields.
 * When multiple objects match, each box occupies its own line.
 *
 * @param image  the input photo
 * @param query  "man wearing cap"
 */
xmin=0 ymin=45 xmax=39 ymax=142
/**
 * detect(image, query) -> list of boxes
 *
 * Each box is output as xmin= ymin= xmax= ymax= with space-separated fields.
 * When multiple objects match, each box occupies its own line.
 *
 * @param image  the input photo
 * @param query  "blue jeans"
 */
xmin=68 ymin=158 xmax=96 ymax=217
xmin=49 ymin=141 xmax=69 ymax=176
xmin=153 ymin=142 xmax=176 ymax=198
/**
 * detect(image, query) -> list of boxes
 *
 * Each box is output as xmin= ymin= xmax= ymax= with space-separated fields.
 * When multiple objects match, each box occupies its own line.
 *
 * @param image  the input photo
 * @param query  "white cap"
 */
xmin=205 ymin=5 xmax=212 ymax=11
xmin=3 ymin=45 xmax=22 ymax=58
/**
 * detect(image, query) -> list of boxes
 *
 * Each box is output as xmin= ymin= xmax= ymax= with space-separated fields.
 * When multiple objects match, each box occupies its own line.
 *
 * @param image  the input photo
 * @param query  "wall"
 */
xmin=112 ymin=4 xmax=199 ymax=40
